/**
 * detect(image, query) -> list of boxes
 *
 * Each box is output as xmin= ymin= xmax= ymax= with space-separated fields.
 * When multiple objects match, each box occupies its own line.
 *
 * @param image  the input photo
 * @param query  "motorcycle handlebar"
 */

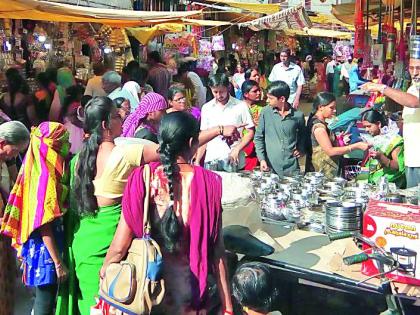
xmin=328 ymin=231 xmax=355 ymax=241
xmin=343 ymin=253 xmax=370 ymax=265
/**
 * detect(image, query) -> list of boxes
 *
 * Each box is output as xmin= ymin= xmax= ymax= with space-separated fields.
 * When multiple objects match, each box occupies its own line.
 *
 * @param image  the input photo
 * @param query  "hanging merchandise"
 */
xmin=197 ymin=38 xmax=214 ymax=72
xmin=334 ymin=41 xmax=353 ymax=61
xmin=382 ymin=0 xmax=397 ymax=61
xmin=371 ymin=44 xmax=384 ymax=65
xmin=410 ymin=35 xmax=420 ymax=60
xmin=164 ymin=32 xmax=196 ymax=56
xmin=396 ymin=0 xmax=406 ymax=62
xmin=353 ymin=0 xmax=365 ymax=58
xmin=385 ymin=29 xmax=397 ymax=61
xmin=211 ymin=35 xmax=225 ymax=51
xmin=363 ymin=31 xmax=373 ymax=67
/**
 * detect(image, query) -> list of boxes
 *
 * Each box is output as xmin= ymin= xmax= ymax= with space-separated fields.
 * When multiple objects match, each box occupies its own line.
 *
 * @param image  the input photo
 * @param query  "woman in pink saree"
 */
xmin=101 ymin=111 xmax=232 ymax=315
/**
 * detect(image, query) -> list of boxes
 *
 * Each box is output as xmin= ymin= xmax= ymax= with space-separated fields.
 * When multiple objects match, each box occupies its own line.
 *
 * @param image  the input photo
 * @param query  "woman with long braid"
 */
xmin=56 ymin=96 xmax=160 ymax=315
xmin=102 ymin=111 xmax=233 ymax=315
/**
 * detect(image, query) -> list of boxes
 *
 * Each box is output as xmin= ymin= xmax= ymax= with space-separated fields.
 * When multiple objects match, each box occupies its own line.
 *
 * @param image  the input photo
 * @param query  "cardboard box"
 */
xmin=362 ymin=200 xmax=420 ymax=286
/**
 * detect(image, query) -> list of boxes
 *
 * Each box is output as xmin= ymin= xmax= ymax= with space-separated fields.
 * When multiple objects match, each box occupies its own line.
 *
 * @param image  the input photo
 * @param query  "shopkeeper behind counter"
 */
xmin=362 ymin=44 xmax=420 ymax=188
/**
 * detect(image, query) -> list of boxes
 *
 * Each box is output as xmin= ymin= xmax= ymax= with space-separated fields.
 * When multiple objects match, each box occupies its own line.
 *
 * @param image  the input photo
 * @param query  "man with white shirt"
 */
xmin=325 ymin=56 xmax=336 ymax=92
xmin=340 ymin=58 xmax=352 ymax=95
xmin=102 ymin=71 xmax=138 ymax=108
xmin=362 ymin=53 xmax=420 ymax=188
xmin=196 ymin=73 xmax=255 ymax=171
xmin=268 ymin=48 xmax=305 ymax=109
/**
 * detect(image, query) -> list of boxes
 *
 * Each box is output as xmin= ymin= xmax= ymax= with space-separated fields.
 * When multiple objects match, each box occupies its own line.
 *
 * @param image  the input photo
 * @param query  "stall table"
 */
xmin=222 ymin=189 xmax=420 ymax=314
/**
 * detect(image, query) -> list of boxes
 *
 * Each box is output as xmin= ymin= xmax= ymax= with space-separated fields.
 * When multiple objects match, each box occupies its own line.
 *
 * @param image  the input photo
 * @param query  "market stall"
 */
xmin=220 ymin=171 xmax=420 ymax=314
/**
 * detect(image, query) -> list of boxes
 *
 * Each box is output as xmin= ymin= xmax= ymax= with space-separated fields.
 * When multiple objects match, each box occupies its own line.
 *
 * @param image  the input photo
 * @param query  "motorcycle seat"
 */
xmin=223 ymin=225 xmax=274 ymax=257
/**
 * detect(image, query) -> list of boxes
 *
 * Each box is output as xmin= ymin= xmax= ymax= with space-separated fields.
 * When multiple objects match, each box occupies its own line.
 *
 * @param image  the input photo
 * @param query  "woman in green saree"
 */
xmin=362 ymin=110 xmax=406 ymax=188
xmin=56 ymin=96 xmax=160 ymax=315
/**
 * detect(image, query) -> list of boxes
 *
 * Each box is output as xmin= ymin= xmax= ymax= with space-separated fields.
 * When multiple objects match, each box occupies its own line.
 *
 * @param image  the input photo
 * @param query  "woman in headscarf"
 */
xmin=56 ymin=97 xmax=160 ymax=315
xmin=49 ymin=68 xmax=75 ymax=122
xmin=1 ymin=122 xmax=69 ymax=315
xmin=121 ymin=92 xmax=168 ymax=142
xmin=0 ymin=121 xmax=30 ymax=315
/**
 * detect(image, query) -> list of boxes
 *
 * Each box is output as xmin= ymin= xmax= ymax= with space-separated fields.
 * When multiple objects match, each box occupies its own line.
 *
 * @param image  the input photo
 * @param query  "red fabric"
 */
xmin=122 ymin=162 xmax=223 ymax=310
xmin=353 ymin=0 xmax=365 ymax=58
xmin=243 ymin=141 xmax=259 ymax=171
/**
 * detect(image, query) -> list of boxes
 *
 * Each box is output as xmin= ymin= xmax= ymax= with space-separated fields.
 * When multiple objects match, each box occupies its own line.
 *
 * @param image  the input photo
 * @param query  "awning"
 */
xmin=204 ymin=0 xmax=284 ymax=15
xmin=238 ymin=5 xmax=312 ymax=31
xmin=182 ymin=18 xmax=231 ymax=27
xmin=331 ymin=0 xmax=406 ymax=26
xmin=284 ymin=28 xmax=352 ymax=39
xmin=126 ymin=24 xmax=185 ymax=45
xmin=0 ymin=0 xmax=202 ymax=26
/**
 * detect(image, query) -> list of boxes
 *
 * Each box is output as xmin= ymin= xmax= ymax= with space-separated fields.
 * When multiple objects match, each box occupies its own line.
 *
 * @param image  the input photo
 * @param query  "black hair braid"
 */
xmin=158 ymin=142 xmax=181 ymax=253
xmin=72 ymin=96 xmax=114 ymax=217
xmin=74 ymin=126 xmax=102 ymax=216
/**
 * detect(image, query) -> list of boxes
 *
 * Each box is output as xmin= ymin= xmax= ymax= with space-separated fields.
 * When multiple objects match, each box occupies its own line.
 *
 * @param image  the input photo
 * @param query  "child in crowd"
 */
xmin=232 ymin=262 xmax=280 ymax=315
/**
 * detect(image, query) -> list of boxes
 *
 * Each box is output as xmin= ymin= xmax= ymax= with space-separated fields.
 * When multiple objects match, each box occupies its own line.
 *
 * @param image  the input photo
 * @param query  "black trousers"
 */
xmin=327 ymin=73 xmax=334 ymax=92
xmin=34 ymin=284 xmax=57 ymax=315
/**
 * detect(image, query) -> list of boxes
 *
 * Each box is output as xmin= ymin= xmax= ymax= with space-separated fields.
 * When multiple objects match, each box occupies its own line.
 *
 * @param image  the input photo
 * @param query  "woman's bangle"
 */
xmin=348 ymin=145 xmax=352 ymax=153
xmin=223 ymin=310 xmax=234 ymax=315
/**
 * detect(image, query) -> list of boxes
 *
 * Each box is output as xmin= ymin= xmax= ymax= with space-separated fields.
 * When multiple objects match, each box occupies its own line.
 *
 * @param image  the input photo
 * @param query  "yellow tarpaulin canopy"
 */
xmin=126 ymin=24 xmax=185 ymax=45
xmin=205 ymin=0 xmax=283 ymax=15
xmin=126 ymin=19 xmax=231 ymax=44
xmin=310 ymin=13 xmax=352 ymax=28
xmin=331 ymin=0 xmax=402 ymax=25
xmin=182 ymin=18 xmax=231 ymax=26
xmin=0 ymin=0 xmax=202 ymax=26
xmin=284 ymin=28 xmax=352 ymax=39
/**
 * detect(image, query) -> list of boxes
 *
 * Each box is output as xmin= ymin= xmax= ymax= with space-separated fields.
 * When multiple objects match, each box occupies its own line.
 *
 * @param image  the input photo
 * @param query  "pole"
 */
xmin=378 ymin=0 xmax=382 ymax=43
xmin=365 ymin=0 xmax=369 ymax=31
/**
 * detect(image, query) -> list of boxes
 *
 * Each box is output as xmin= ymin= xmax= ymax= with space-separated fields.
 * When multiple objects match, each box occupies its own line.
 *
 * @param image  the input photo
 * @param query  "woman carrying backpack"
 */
xmin=101 ymin=111 xmax=233 ymax=315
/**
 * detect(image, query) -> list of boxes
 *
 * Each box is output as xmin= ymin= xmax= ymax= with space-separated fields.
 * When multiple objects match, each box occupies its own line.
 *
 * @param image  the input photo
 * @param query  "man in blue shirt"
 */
xmin=349 ymin=58 xmax=369 ymax=92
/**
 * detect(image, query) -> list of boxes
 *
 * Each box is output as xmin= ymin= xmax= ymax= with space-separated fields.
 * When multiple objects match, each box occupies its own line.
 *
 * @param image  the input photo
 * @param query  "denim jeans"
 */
xmin=34 ymin=284 xmax=57 ymax=315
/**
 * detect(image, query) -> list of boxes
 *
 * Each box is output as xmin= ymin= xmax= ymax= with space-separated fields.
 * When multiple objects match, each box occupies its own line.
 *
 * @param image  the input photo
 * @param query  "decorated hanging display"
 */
xmin=211 ymin=35 xmax=225 ymax=51
xmin=164 ymin=32 xmax=196 ymax=55
xmin=381 ymin=0 xmax=397 ymax=61
xmin=197 ymin=38 xmax=214 ymax=72
xmin=353 ymin=0 xmax=365 ymax=58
